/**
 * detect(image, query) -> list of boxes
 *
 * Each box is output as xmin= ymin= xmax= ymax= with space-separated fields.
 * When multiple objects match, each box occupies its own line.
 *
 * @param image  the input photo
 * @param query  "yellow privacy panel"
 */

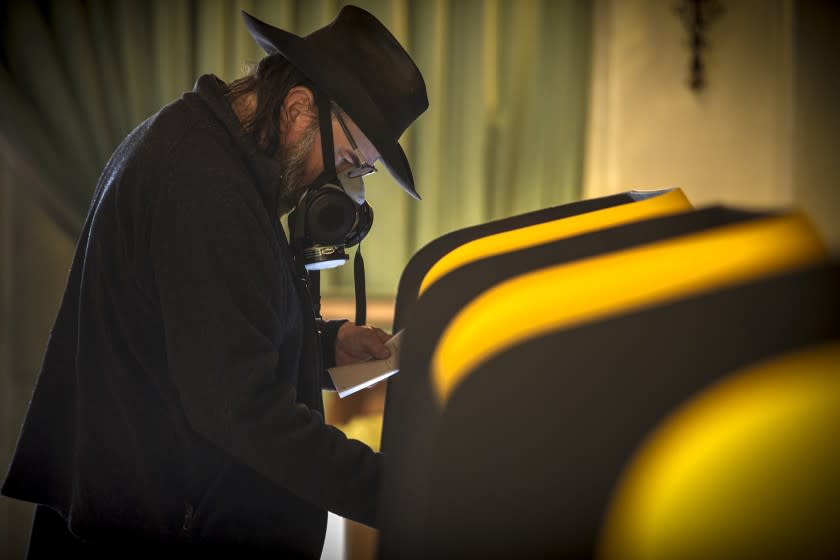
xmin=432 ymin=213 xmax=827 ymax=404
xmin=418 ymin=189 xmax=691 ymax=296
xmin=598 ymin=340 xmax=840 ymax=560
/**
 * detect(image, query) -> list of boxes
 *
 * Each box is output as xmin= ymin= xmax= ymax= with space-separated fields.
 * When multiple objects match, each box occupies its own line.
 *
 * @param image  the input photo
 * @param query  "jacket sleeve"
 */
xmin=149 ymin=170 xmax=382 ymax=528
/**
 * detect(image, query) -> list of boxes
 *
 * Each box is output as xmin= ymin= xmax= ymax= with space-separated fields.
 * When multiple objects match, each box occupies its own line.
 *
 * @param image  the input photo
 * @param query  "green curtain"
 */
xmin=0 ymin=0 xmax=591 ymax=297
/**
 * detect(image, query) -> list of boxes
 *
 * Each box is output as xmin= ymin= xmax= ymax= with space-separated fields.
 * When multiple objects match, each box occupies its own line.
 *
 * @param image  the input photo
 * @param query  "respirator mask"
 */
xmin=287 ymin=167 xmax=373 ymax=270
xmin=287 ymin=95 xmax=374 ymax=323
xmin=288 ymin=97 xmax=374 ymax=271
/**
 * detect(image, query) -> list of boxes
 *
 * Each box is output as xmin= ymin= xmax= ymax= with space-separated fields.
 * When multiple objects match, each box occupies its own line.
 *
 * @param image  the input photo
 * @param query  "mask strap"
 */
xmin=307 ymin=92 xmax=367 ymax=327
xmin=302 ymin=92 xmax=334 ymax=323
xmin=318 ymin=90 xmax=367 ymax=326
xmin=310 ymin=269 xmax=322 ymax=320
xmin=316 ymin=93 xmax=336 ymax=176
xmin=354 ymin=242 xmax=366 ymax=326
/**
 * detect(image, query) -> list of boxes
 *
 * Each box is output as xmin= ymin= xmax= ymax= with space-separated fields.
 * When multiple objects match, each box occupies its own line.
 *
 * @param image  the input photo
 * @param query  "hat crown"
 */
xmin=306 ymin=7 xmax=427 ymax=139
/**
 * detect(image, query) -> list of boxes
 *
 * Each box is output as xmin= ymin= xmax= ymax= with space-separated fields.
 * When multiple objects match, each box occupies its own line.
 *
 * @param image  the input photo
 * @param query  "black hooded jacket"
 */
xmin=1 ymin=75 xmax=382 ymax=558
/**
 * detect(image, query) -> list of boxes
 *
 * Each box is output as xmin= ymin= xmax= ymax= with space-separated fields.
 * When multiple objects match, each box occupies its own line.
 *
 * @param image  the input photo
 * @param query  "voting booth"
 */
xmin=389 ymin=188 xmax=690 ymax=332
xmin=377 ymin=194 xmax=839 ymax=559
xmin=382 ymin=188 xmax=692 ymax=454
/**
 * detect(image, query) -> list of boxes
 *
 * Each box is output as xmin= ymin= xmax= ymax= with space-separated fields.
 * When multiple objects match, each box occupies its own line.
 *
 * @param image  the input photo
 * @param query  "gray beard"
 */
xmin=276 ymin=122 xmax=319 ymax=217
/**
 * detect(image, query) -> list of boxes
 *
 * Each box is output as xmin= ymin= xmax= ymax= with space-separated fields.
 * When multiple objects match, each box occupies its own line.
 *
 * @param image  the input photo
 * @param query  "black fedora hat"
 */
xmin=241 ymin=6 xmax=428 ymax=200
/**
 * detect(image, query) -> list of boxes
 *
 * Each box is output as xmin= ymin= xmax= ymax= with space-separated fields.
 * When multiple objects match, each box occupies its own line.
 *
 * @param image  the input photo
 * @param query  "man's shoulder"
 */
xmin=106 ymin=91 xmax=247 ymax=195
xmin=133 ymin=91 xmax=234 ymax=163
xmin=145 ymin=95 xmax=265 ymax=224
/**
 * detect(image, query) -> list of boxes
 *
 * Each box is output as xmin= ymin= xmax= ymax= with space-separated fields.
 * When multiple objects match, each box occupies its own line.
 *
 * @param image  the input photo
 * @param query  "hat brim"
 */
xmin=242 ymin=11 xmax=420 ymax=200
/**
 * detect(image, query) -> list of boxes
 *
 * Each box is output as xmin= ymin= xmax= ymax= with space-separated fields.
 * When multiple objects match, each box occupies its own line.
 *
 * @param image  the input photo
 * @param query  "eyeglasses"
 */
xmin=335 ymin=111 xmax=378 ymax=179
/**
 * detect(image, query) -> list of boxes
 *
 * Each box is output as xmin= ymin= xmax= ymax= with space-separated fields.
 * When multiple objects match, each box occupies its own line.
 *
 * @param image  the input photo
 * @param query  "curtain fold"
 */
xmin=0 ymin=0 xmax=591 ymax=297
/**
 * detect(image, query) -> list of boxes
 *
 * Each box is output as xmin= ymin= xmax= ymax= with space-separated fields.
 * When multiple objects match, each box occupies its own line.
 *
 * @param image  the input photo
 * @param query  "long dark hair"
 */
xmin=225 ymin=54 xmax=319 ymax=158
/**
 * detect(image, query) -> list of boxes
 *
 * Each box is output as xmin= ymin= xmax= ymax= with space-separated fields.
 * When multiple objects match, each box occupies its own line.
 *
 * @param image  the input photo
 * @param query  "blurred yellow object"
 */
xmin=433 ymin=212 xmax=826 ymax=404
xmin=418 ymin=189 xmax=691 ymax=296
xmin=337 ymin=414 xmax=384 ymax=453
xmin=598 ymin=340 xmax=840 ymax=560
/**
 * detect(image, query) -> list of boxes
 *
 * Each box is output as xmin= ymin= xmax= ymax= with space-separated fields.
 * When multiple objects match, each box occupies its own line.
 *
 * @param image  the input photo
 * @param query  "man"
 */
xmin=1 ymin=6 xmax=427 ymax=558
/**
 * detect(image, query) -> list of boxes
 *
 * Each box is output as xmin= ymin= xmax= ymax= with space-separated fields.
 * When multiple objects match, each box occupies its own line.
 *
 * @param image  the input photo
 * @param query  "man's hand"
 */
xmin=335 ymin=322 xmax=391 ymax=366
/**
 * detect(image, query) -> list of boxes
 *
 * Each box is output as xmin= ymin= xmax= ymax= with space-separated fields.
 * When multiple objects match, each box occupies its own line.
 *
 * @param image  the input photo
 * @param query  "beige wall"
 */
xmin=584 ymin=0 xmax=839 ymax=250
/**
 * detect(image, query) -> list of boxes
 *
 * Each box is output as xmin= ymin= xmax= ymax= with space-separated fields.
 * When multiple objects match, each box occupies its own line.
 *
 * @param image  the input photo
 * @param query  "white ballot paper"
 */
xmin=328 ymin=329 xmax=403 ymax=398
